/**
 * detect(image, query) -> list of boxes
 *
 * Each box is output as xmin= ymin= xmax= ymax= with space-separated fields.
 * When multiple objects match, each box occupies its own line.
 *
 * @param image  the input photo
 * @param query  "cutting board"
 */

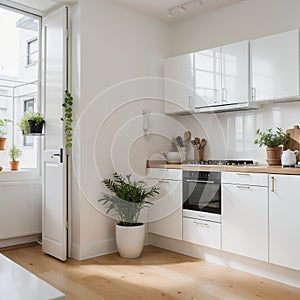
xmin=285 ymin=125 xmax=300 ymax=160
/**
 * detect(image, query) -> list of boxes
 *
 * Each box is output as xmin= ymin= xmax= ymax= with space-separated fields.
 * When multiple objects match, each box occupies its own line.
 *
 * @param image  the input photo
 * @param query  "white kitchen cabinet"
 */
xmin=222 ymin=173 xmax=268 ymax=262
xmin=269 ymin=174 xmax=300 ymax=271
xmin=194 ymin=47 xmax=222 ymax=108
xmin=183 ymin=217 xmax=221 ymax=250
xmin=147 ymin=169 xmax=182 ymax=240
xmin=194 ymin=41 xmax=249 ymax=109
xmin=251 ymin=30 xmax=299 ymax=101
xmin=164 ymin=54 xmax=194 ymax=114
xmin=221 ymin=41 xmax=249 ymax=104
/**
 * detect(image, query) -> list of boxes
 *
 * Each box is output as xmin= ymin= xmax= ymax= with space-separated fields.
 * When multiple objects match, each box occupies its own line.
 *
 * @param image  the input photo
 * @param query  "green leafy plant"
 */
xmin=9 ymin=146 xmax=22 ymax=161
xmin=254 ymin=127 xmax=288 ymax=148
xmin=61 ymin=90 xmax=73 ymax=150
xmin=26 ymin=112 xmax=44 ymax=124
xmin=18 ymin=112 xmax=44 ymax=134
xmin=99 ymin=172 xmax=159 ymax=226
xmin=0 ymin=118 xmax=12 ymax=138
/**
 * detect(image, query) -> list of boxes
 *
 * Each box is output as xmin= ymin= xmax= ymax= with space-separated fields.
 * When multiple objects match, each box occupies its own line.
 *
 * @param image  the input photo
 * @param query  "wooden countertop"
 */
xmin=146 ymin=160 xmax=300 ymax=175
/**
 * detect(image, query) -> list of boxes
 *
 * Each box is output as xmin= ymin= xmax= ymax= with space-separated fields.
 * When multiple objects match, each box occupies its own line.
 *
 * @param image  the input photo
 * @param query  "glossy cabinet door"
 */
xmin=222 ymin=179 xmax=268 ymax=262
xmin=269 ymin=174 xmax=300 ymax=271
xmin=164 ymin=54 xmax=194 ymax=114
xmin=194 ymin=47 xmax=222 ymax=108
xmin=221 ymin=41 xmax=249 ymax=104
xmin=147 ymin=169 xmax=182 ymax=240
xmin=251 ymin=30 xmax=299 ymax=101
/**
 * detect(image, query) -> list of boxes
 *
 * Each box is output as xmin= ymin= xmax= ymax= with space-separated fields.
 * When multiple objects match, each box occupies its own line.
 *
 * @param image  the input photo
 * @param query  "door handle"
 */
xmin=271 ymin=176 xmax=275 ymax=192
xmin=186 ymin=179 xmax=216 ymax=184
xmin=51 ymin=148 xmax=63 ymax=163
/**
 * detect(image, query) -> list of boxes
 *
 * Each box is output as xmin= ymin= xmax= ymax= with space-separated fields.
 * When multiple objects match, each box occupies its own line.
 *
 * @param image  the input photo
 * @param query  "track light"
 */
xmin=180 ymin=6 xmax=186 ymax=12
xmin=167 ymin=0 xmax=203 ymax=18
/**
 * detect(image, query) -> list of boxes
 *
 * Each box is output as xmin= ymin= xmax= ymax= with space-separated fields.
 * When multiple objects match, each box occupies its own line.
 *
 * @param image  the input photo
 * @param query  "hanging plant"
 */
xmin=61 ymin=90 xmax=73 ymax=150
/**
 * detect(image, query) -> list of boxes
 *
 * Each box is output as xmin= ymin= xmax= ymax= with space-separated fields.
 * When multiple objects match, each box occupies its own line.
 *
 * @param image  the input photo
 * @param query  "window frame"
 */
xmin=26 ymin=37 xmax=38 ymax=66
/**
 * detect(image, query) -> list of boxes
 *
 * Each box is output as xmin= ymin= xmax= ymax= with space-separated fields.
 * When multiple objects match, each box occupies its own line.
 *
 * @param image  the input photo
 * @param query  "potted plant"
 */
xmin=99 ymin=172 xmax=159 ymax=258
xmin=9 ymin=146 xmax=22 ymax=171
xmin=18 ymin=112 xmax=45 ymax=134
xmin=0 ymin=118 xmax=12 ymax=150
xmin=254 ymin=127 xmax=288 ymax=165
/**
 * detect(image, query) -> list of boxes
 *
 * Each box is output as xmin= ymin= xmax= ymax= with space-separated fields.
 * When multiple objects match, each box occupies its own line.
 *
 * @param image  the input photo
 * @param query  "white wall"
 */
xmin=169 ymin=0 xmax=300 ymax=163
xmin=71 ymin=0 xmax=174 ymax=259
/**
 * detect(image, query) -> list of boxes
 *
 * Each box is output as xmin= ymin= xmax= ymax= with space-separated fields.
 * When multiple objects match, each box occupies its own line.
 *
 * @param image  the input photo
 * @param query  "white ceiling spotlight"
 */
xmin=168 ymin=0 xmax=203 ymax=17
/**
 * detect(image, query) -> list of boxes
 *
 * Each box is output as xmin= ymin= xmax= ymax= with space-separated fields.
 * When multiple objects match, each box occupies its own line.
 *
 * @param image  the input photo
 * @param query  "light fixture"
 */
xmin=167 ymin=0 xmax=203 ymax=18
xmin=180 ymin=6 xmax=186 ymax=12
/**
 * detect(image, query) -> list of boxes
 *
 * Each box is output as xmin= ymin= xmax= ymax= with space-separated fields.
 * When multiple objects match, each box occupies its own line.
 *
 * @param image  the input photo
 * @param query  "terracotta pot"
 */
xmin=0 ymin=138 xmax=6 ymax=150
xmin=266 ymin=147 xmax=282 ymax=166
xmin=10 ymin=161 xmax=20 ymax=171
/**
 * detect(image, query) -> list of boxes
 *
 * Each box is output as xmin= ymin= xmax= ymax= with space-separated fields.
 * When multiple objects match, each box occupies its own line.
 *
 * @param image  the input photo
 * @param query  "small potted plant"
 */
xmin=254 ymin=127 xmax=288 ymax=165
xmin=9 ymin=146 xmax=22 ymax=171
xmin=99 ymin=172 xmax=159 ymax=258
xmin=0 ymin=118 xmax=12 ymax=150
xmin=18 ymin=112 xmax=45 ymax=134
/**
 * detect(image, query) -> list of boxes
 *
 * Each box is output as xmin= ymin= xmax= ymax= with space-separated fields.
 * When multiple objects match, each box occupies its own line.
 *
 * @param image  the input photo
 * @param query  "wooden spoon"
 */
xmin=194 ymin=137 xmax=201 ymax=148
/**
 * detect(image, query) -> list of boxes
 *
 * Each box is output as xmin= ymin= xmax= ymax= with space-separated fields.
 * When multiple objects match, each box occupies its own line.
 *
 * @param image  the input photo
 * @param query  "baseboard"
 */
xmin=0 ymin=234 xmax=40 ymax=249
xmin=71 ymin=233 xmax=150 ymax=260
xmin=149 ymin=234 xmax=300 ymax=289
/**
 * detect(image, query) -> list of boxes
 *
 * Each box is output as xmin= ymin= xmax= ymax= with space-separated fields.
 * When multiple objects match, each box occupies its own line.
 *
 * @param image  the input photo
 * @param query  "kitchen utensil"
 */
xmin=281 ymin=149 xmax=299 ymax=166
xmin=191 ymin=140 xmax=196 ymax=146
xmin=184 ymin=131 xmax=191 ymax=146
xmin=176 ymin=136 xmax=184 ymax=148
xmin=285 ymin=125 xmax=300 ymax=161
xmin=200 ymin=138 xmax=207 ymax=149
xmin=194 ymin=137 xmax=201 ymax=148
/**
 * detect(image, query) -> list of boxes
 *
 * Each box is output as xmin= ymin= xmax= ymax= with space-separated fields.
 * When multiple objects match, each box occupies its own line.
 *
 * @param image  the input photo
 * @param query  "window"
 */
xmin=23 ymin=98 xmax=34 ymax=146
xmin=0 ymin=5 xmax=40 ymax=170
xmin=26 ymin=38 xmax=38 ymax=66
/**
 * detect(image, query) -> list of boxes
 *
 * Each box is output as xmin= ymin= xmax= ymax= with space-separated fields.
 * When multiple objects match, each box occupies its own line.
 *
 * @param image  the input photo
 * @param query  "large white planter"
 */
xmin=115 ymin=223 xmax=145 ymax=258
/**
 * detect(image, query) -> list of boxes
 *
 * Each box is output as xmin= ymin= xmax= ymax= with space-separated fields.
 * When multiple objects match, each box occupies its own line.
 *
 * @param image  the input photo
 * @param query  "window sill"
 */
xmin=0 ymin=169 xmax=41 ymax=182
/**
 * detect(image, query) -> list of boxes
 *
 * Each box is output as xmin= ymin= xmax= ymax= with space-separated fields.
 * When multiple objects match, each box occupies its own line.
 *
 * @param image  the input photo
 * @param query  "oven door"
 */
xmin=183 ymin=175 xmax=221 ymax=214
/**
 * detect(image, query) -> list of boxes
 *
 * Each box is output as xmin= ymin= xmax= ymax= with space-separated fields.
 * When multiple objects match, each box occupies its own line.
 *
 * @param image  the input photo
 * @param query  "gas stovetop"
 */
xmin=183 ymin=160 xmax=254 ymax=166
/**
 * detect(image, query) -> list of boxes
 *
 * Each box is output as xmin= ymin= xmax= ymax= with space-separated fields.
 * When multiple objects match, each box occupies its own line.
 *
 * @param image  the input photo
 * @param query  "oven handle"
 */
xmin=185 ymin=179 xmax=217 ymax=184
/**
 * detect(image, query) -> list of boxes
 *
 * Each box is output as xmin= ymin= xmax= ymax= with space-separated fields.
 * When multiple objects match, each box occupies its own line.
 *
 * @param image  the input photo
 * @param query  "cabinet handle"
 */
xmin=251 ymin=87 xmax=256 ymax=101
xmin=271 ymin=176 xmax=275 ymax=192
xmin=188 ymin=96 xmax=192 ymax=108
xmin=193 ymin=221 xmax=209 ymax=228
xmin=236 ymin=185 xmax=251 ymax=190
xmin=186 ymin=179 xmax=216 ymax=184
xmin=236 ymin=173 xmax=250 ymax=176
xmin=158 ymin=180 xmax=170 ymax=184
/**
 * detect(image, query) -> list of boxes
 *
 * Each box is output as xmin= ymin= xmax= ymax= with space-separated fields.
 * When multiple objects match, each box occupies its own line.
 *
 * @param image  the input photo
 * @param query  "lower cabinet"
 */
xmin=183 ymin=217 xmax=221 ymax=250
xmin=269 ymin=174 xmax=300 ymax=271
xmin=222 ymin=173 xmax=268 ymax=262
xmin=147 ymin=169 xmax=182 ymax=240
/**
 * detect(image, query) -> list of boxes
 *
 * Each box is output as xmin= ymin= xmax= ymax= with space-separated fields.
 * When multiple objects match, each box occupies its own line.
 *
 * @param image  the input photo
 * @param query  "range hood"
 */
xmin=194 ymin=101 xmax=261 ymax=113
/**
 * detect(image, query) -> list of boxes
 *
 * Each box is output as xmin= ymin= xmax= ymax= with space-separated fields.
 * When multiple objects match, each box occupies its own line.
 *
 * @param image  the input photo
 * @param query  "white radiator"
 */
xmin=0 ymin=182 xmax=42 ymax=239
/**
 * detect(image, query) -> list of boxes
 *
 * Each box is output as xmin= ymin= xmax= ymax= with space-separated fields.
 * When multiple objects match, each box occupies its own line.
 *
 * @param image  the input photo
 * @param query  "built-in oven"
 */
xmin=182 ymin=170 xmax=221 ymax=223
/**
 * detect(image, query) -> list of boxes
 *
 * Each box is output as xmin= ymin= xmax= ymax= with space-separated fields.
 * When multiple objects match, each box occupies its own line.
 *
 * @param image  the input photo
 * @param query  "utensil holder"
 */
xmin=194 ymin=148 xmax=204 ymax=161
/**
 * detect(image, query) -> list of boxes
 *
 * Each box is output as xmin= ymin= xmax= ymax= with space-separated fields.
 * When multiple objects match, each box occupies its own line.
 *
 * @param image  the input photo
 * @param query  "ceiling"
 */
xmin=0 ymin=0 xmax=76 ymax=15
xmin=112 ymin=0 xmax=243 ymax=23
xmin=2 ymin=0 xmax=243 ymax=21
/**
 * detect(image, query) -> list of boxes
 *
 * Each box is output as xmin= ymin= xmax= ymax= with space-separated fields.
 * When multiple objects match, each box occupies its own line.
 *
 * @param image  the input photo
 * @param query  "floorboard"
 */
xmin=1 ymin=245 xmax=300 ymax=300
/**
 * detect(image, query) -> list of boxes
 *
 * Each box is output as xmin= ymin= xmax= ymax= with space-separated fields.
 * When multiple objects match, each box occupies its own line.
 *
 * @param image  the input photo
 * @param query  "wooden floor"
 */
xmin=1 ymin=245 xmax=300 ymax=300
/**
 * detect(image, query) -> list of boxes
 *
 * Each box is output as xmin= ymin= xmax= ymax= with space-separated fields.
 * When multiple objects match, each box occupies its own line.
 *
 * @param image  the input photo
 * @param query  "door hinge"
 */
xmin=65 ymin=220 xmax=69 ymax=230
xmin=65 ymin=29 xmax=69 ymax=41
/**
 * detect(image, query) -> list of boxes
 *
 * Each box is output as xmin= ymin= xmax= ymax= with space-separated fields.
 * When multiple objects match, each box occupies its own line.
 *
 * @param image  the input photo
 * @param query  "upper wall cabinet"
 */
xmin=164 ymin=54 xmax=194 ymax=115
xmin=194 ymin=41 xmax=258 ymax=112
xmin=251 ymin=30 xmax=300 ymax=102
